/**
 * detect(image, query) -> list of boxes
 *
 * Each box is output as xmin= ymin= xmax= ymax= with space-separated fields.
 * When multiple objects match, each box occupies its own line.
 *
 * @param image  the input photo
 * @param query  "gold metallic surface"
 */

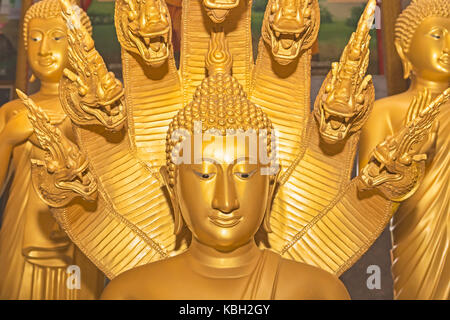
xmin=360 ymin=0 xmax=450 ymax=300
xmin=0 ymin=0 xmax=103 ymax=299
xmin=23 ymin=0 xmax=442 ymax=299
xmin=102 ymin=31 xmax=350 ymax=299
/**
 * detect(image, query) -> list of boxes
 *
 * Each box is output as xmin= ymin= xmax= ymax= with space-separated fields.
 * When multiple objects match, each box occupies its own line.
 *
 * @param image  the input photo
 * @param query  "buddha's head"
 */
xmin=161 ymin=31 xmax=279 ymax=252
xmin=395 ymin=0 xmax=450 ymax=81
xmin=24 ymin=0 xmax=92 ymax=84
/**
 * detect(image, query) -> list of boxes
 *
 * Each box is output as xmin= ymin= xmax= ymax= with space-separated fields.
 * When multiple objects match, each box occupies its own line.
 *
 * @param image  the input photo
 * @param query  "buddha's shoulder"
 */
xmin=276 ymin=255 xmax=350 ymax=300
xmin=372 ymin=93 xmax=412 ymax=117
xmin=100 ymin=253 xmax=186 ymax=299
xmin=374 ymin=92 xmax=412 ymax=108
xmin=1 ymin=99 xmax=27 ymax=121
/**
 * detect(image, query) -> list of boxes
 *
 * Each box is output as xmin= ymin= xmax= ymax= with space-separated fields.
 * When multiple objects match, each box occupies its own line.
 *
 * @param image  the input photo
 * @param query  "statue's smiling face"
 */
xmin=27 ymin=17 xmax=68 ymax=83
xmin=175 ymin=135 xmax=276 ymax=251
xmin=408 ymin=16 xmax=450 ymax=81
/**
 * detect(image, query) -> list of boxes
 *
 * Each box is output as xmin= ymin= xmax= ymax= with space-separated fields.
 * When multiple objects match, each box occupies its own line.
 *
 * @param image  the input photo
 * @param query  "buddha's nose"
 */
xmin=212 ymin=171 xmax=240 ymax=214
xmin=444 ymin=33 xmax=450 ymax=53
xmin=39 ymin=35 xmax=51 ymax=56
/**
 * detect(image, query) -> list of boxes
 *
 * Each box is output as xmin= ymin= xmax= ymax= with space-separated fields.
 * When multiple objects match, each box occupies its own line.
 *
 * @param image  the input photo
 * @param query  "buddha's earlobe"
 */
xmin=395 ymin=40 xmax=412 ymax=79
xmin=263 ymin=170 xmax=281 ymax=233
xmin=160 ymin=166 xmax=184 ymax=235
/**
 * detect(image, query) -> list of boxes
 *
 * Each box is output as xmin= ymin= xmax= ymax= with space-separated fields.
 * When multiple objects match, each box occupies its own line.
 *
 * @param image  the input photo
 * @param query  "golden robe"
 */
xmin=391 ymin=105 xmax=449 ymax=300
xmin=241 ymin=250 xmax=281 ymax=299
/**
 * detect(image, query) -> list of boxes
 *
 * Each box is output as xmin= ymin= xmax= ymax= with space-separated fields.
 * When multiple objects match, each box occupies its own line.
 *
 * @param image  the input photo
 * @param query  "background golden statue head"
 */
xmin=23 ymin=0 xmax=92 ymax=83
xmin=160 ymin=31 xmax=279 ymax=251
xmin=394 ymin=0 xmax=450 ymax=80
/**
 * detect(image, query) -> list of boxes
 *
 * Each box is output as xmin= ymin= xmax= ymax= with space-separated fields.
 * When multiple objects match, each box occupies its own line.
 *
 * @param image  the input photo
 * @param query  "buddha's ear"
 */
xmin=262 ymin=165 xmax=281 ymax=233
xmin=395 ymin=40 xmax=412 ymax=79
xmin=160 ymin=166 xmax=184 ymax=235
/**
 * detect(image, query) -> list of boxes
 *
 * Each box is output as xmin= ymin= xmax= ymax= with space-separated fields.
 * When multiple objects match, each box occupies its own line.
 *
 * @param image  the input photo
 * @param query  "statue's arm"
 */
xmin=359 ymin=102 xmax=393 ymax=170
xmin=0 ymin=106 xmax=33 ymax=188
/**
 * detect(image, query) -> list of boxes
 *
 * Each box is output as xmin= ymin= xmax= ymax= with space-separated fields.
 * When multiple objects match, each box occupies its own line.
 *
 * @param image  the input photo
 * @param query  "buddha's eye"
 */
xmin=52 ymin=32 xmax=65 ymax=41
xmin=234 ymin=170 xmax=256 ymax=179
xmin=194 ymin=171 xmax=216 ymax=180
xmin=429 ymin=29 xmax=443 ymax=40
xmin=29 ymin=31 xmax=42 ymax=42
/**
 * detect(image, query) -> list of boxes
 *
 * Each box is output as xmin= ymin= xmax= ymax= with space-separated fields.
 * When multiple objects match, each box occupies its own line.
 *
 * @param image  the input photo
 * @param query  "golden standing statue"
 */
xmin=0 ymin=0 xmax=104 ymax=299
xmin=359 ymin=0 xmax=450 ymax=300
xmin=19 ymin=0 xmax=448 ymax=299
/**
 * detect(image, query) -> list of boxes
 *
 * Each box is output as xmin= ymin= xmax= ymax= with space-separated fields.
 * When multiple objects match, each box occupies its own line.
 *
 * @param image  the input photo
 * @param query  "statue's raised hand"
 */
xmin=17 ymin=89 xmax=98 ymax=207
xmin=59 ymin=0 xmax=126 ymax=131
xmin=314 ymin=0 xmax=376 ymax=144
xmin=358 ymin=88 xmax=450 ymax=201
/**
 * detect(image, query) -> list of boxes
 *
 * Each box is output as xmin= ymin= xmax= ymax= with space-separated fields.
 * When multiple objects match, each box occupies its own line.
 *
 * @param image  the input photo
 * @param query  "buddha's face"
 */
xmin=173 ymin=134 xmax=277 ymax=252
xmin=407 ymin=16 xmax=450 ymax=81
xmin=27 ymin=17 xmax=68 ymax=83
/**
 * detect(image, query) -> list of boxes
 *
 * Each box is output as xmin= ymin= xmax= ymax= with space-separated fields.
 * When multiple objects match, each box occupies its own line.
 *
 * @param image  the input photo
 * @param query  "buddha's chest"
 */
xmin=140 ymin=275 xmax=251 ymax=300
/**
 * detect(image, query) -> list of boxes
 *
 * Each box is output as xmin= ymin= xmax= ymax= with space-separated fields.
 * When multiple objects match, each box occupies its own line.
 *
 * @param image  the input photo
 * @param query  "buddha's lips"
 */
xmin=438 ymin=54 xmax=450 ymax=66
xmin=208 ymin=215 xmax=242 ymax=228
xmin=38 ymin=56 xmax=56 ymax=67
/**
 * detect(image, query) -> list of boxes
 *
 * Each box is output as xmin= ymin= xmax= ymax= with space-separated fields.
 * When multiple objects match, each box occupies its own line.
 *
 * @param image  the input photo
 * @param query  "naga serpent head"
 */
xmin=17 ymin=89 xmax=98 ymax=208
xmin=315 ymin=64 xmax=374 ymax=144
xmin=262 ymin=0 xmax=319 ymax=65
xmin=202 ymin=0 xmax=240 ymax=23
xmin=60 ymin=0 xmax=126 ymax=131
xmin=116 ymin=0 xmax=171 ymax=67
xmin=359 ymin=88 xmax=450 ymax=202
xmin=47 ymin=142 xmax=98 ymax=202
xmin=32 ymin=143 xmax=98 ymax=208
xmin=314 ymin=0 xmax=376 ymax=144
xmin=359 ymin=133 xmax=425 ymax=202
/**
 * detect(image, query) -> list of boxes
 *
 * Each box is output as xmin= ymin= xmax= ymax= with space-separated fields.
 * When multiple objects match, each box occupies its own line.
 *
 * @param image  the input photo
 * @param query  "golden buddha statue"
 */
xmin=359 ymin=0 xmax=450 ymax=300
xmin=18 ymin=0 xmax=448 ymax=300
xmin=0 ymin=0 xmax=104 ymax=299
xmin=100 ymin=30 xmax=350 ymax=299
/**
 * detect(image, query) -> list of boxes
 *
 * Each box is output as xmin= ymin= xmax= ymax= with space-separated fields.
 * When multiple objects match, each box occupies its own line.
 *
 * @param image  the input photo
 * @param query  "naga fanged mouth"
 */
xmin=202 ymin=0 xmax=240 ymax=23
xmin=80 ymin=91 xmax=126 ymax=130
xmin=127 ymin=27 xmax=170 ymax=67
xmin=56 ymin=159 xmax=98 ymax=201
xmin=317 ymin=102 xmax=358 ymax=143
xmin=360 ymin=153 xmax=402 ymax=189
xmin=268 ymin=25 xmax=304 ymax=64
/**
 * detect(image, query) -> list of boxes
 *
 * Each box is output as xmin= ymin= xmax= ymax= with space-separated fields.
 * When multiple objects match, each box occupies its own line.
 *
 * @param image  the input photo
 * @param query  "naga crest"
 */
xmin=202 ymin=0 xmax=240 ymax=24
xmin=60 ymin=0 xmax=126 ymax=130
xmin=17 ymin=90 xmax=98 ymax=208
xmin=115 ymin=0 xmax=171 ymax=67
xmin=314 ymin=0 xmax=375 ymax=144
xmin=262 ymin=0 xmax=320 ymax=65
xmin=359 ymin=89 xmax=450 ymax=202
